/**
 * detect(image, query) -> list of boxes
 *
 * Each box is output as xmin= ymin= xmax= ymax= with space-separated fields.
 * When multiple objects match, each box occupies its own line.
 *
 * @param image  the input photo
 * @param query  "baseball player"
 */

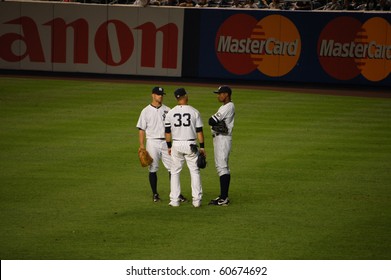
xmin=136 ymin=86 xmax=187 ymax=203
xmin=208 ymin=85 xmax=235 ymax=206
xmin=165 ymin=88 xmax=205 ymax=208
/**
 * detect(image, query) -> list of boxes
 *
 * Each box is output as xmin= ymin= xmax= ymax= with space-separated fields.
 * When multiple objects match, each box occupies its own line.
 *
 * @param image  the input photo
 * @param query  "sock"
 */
xmin=149 ymin=172 xmax=158 ymax=195
xmin=220 ymin=174 xmax=231 ymax=199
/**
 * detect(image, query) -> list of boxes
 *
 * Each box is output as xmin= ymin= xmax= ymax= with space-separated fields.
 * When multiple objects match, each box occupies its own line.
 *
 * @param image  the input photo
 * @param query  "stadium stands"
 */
xmin=27 ymin=0 xmax=389 ymax=11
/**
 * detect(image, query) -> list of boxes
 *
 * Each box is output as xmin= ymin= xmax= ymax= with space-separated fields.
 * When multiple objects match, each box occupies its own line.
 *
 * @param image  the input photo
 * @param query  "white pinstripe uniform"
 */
xmin=211 ymin=102 xmax=235 ymax=176
xmin=165 ymin=90 xmax=204 ymax=207
xmin=208 ymin=85 xmax=235 ymax=206
xmin=136 ymin=104 xmax=171 ymax=173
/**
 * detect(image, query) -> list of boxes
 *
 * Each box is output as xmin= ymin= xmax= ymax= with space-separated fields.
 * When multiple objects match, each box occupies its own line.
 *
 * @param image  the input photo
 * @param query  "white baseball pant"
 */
xmin=169 ymin=141 xmax=203 ymax=207
xmin=213 ymin=135 xmax=232 ymax=176
xmin=146 ymin=139 xmax=172 ymax=173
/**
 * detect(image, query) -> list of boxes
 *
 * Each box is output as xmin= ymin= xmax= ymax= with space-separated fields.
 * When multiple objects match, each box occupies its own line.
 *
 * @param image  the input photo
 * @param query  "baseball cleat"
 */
xmin=179 ymin=194 xmax=188 ymax=203
xmin=192 ymin=201 xmax=201 ymax=208
xmin=168 ymin=202 xmax=180 ymax=207
xmin=217 ymin=197 xmax=230 ymax=206
xmin=153 ymin=194 xmax=161 ymax=202
xmin=208 ymin=197 xmax=220 ymax=205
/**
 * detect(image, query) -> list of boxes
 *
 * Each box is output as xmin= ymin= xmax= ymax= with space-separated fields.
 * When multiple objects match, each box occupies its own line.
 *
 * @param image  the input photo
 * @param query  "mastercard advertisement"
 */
xmin=193 ymin=11 xmax=391 ymax=86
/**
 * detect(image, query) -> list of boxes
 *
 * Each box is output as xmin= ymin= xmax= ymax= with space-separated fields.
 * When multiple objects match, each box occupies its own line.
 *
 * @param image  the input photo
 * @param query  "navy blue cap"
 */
xmin=214 ymin=85 xmax=232 ymax=95
xmin=152 ymin=86 xmax=165 ymax=95
xmin=174 ymin=88 xmax=187 ymax=98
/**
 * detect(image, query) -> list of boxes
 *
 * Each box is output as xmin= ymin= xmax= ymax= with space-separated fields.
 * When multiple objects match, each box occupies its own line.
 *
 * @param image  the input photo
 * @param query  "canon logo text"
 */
xmin=0 ymin=16 xmax=179 ymax=69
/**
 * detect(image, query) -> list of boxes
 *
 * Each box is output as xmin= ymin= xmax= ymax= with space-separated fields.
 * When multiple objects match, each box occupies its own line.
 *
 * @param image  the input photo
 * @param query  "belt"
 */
xmin=213 ymin=134 xmax=231 ymax=138
xmin=152 ymin=138 xmax=165 ymax=140
xmin=173 ymin=139 xmax=195 ymax=141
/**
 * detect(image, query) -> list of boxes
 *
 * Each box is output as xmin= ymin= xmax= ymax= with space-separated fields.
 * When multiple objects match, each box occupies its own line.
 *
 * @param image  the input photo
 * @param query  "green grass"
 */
xmin=0 ymin=77 xmax=390 ymax=260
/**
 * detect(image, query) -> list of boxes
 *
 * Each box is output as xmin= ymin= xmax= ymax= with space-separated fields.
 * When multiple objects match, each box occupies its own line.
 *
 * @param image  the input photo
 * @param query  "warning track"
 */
xmin=1 ymin=70 xmax=390 ymax=99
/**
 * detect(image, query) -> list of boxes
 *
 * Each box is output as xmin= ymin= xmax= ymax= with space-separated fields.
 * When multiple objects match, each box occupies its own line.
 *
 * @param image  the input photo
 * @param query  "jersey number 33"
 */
xmin=173 ymin=113 xmax=191 ymax=127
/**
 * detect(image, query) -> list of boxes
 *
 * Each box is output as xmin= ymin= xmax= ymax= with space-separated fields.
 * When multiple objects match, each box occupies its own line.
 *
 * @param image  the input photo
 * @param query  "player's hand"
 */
xmin=168 ymin=148 xmax=172 ymax=156
xmin=199 ymin=148 xmax=206 ymax=157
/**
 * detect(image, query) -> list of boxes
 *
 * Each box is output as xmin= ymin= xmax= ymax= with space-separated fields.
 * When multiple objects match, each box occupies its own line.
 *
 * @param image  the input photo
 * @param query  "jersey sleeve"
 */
xmin=194 ymin=110 xmax=204 ymax=129
xmin=164 ymin=111 xmax=172 ymax=129
xmin=136 ymin=108 xmax=147 ymax=130
xmin=211 ymin=103 xmax=229 ymax=123
xmin=220 ymin=103 xmax=235 ymax=121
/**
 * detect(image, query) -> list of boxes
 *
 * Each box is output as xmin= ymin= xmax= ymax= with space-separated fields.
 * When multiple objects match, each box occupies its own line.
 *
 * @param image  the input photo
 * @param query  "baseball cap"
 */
xmin=213 ymin=85 xmax=232 ymax=95
xmin=174 ymin=88 xmax=187 ymax=98
xmin=152 ymin=86 xmax=165 ymax=95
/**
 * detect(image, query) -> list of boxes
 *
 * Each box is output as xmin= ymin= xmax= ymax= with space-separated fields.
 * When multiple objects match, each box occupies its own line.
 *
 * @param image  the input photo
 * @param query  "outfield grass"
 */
xmin=0 ymin=77 xmax=390 ymax=260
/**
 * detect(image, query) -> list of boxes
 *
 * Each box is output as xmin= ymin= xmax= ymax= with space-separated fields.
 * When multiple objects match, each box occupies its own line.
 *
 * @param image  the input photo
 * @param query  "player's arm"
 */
xmin=209 ymin=107 xmax=228 ymax=126
xmin=196 ymin=127 xmax=205 ymax=156
xmin=165 ymin=126 xmax=172 ymax=156
xmin=208 ymin=116 xmax=219 ymax=126
xmin=138 ymin=128 xmax=146 ymax=150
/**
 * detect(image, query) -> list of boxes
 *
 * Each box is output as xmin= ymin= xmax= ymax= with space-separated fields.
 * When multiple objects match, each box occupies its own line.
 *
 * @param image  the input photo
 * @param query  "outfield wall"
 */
xmin=0 ymin=2 xmax=390 ymax=87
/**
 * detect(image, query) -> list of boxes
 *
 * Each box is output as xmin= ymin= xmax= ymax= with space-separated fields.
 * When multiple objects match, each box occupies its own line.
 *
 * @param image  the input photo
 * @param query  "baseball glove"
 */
xmin=197 ymin=153 xmax=207 ymax=169
xmin=190 ymin=144 xmax=207 ymax=169
xmin=212 ymin=120 xmax=228 ymax=135
xmin=138 ymin=148 xmax=153 ymax=167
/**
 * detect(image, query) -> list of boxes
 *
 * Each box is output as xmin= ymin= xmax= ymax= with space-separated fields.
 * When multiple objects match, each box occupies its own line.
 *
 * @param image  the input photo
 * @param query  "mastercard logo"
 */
xmin=215 ymin=14 xmax=301 ymax=77
xmin=318 ymin=16 xmax=391 ymax=82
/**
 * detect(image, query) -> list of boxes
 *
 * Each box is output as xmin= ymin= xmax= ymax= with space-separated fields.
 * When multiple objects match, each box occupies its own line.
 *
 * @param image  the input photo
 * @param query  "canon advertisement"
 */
xmin=0 ymin=2 xmax=183 ymax=76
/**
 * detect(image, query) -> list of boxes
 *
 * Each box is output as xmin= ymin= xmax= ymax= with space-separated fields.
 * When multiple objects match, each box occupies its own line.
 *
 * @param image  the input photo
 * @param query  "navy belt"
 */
xmin=173 ymin=139 xmax=195 ymax=141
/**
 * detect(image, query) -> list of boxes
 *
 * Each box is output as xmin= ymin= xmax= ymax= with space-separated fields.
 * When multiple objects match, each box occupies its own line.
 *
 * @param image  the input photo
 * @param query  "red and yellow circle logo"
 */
xmin=215 ymin=14 xmax=301 ymax=77
xmin=318 ymin=16 xmax=391 ymax=82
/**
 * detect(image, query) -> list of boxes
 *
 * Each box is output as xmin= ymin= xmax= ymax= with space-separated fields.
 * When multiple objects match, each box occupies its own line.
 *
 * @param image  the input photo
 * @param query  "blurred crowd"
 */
xmin=8 ymin=0 xmax=389 ymax=10
xmin=72 ymin=0 xmax=391 ymax=10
